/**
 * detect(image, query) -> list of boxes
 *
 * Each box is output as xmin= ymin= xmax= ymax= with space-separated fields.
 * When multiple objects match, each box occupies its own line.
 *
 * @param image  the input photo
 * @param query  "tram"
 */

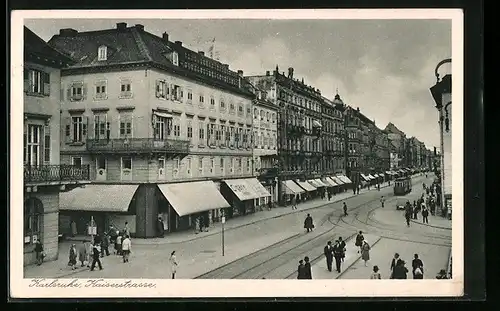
xmin=393 ymin=176 xmax=412 ymax=195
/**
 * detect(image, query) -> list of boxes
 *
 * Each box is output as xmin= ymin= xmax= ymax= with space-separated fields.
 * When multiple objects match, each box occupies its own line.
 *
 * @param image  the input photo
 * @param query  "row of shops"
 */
xmin=279 ymin=175 xmax=353 ymax=205
xmin=58 ymin=177 xmax=276 ymax=239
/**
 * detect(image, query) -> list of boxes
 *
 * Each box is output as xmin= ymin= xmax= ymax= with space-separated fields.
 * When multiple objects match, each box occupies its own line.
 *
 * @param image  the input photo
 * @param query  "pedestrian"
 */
xmin=422 ymin=206 xmax=429 ymax=224
xmin=303 ymin=256 xmax=312 ymax=279
xmin=78 ymin=240 xmax=88 ymax=267
xmin=101 ymin=233 xmax=110 ymax=257
xmin=121 ymin=235 xmax=131 ymax=263
xmin=90 ymin=241 xmax=103 ymax=271
xmin=84 ymin=240 xmax=92 ymax=267
xmin=304 ymin=214 xmax=314 ymax=233
xmin=436 ymin=269 xmax=448 ymax=279
xmin=377 ymin=183 xmax=380 ymax=191
xmin=355 ymin=231 xmax=364 ymax=253
xmin=380 ymin=196 xmax=385 ymax=208
xmin=170 ymin=251 xmax=178 ymax=279
xmin=291 ymin=195 xmax=297 ymax=210
xmin=124 ymin=222 xmax=130 ymax=237
xmin=333 ymin=240 xmax=343 ymax=273
xmin=68 ymin=244 xmax=77 ymax=270
xmin=361 ymin=240 xmax=371 ymax=266
xmin=405 ymin=209 xmax=412 ymax=227
xmin=323 ymin=241 xmax=334 ymax=272
xmin=70 ymin=220 xmax=77 ymax=237
xmin=390 ymin=253 xmax=402 ymax=279
xmin=297 ymin=259 xmax=306 ymax=279
xmin=370 ymin=265 xmax=381 ymax=279
xmin=413 ymin=204 xmax=419 ymax=220
xmin=343 ymin=202 xmax=348 ymax=216
xmin=392 ymin=260 xmax=408 ymax=279
xmin=328 ymin=191 xmax=332 ymax=201
xmin=268 ymin=200 xmax=273 ymax=211
xmin=353 ymin=185 xmax=356 ymax=195
xmin=338 ymin=236 xmax=346 ymax=263
xmin=108 ymin=225 xmax=118 ymax=249
xmin=34 ymin=239 xmax=44 ymax=266
xmin=115 ymin=234 xmax=123 ymax=256
xmin=412 ymin=254 xmax=424 ymax=279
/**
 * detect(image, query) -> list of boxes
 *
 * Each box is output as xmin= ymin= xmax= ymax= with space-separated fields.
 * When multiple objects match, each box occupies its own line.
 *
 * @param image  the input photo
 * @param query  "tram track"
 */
xmin=195 ymin=176 xmax=437 ymax=279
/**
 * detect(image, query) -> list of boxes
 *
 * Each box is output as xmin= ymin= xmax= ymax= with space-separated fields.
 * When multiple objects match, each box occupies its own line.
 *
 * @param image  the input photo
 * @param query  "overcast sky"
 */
xmin=25 ymin=18 xmax=451 ymax=148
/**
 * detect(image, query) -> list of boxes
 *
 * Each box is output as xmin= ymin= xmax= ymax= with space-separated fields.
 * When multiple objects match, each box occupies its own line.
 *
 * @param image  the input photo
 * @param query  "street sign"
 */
xmin=88 ymin=226 xmax=97 ymax=235
xmin=221 ymin=216 xmax=226 ymax=224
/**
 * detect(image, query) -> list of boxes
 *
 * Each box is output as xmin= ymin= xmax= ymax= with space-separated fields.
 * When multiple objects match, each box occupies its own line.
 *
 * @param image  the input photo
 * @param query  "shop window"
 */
xmin=24 ymin=198 xmax=43 ymax=245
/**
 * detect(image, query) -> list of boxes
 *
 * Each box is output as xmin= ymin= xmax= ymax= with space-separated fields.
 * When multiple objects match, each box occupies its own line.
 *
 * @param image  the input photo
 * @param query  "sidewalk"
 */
xmin=309 ymin=233 xmax=381 ymax=279
xmin=337 ymin=237 xmax=450 ymax=279
xmin=410 ymin=215 xmax=452 ymax=230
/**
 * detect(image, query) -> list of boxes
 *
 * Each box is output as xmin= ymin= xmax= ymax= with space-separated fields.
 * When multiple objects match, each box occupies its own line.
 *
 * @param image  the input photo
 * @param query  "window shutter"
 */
xmin=180 ymin=87 xmax=184 ymax=99
xmin=82 ymin=83 xmax=88 ymax=100
xmin=64 ymin=117 xmax=72 ymax=143
xmin=24 ymin=69 xmax=29 ymax=93
xmin=165 ymin=82 xmax=170 ymax=99
xmin=42 ymin=72 xmax=50 ymax=96
xmin=155 ymin=80 xmax=160 ymax=98
xmin=67 ymin=87 xmax=72 ymax=101
xmin=93 ymin=115 xmax=99 ymax=140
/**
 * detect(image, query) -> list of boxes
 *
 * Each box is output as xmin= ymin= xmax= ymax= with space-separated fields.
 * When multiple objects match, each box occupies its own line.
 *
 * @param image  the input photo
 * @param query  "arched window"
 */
xmin=24 ymin=198 xmax=43 ymax=245
xmin=254 ymin=108 xmax=258 ymax=119
xmin=266 ymin=112 xmax=270 ymax=121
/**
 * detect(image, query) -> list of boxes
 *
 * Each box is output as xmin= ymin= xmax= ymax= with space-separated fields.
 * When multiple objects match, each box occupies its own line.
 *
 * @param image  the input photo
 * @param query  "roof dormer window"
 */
xmin=172 ymin=51 xmax=179 ymax=66
xmin=98 ymin=45 xmax=107 ymax=61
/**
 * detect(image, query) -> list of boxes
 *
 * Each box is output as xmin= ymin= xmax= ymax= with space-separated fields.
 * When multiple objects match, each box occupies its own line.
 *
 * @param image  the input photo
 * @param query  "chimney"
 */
xmin=198 ymin=51 xmax=205 ymax=56
xmin=116 ymin=22 xmax=127 ymax=30
xmin=288 ymin=67 xmax=294 ymax=79
xmin=162 ymin=32 xmax=169 ymax=41
xmin=59 ymin=28 xmax=78 ymax=37
xmin=266 ymin=71 xmax=270 ymax=76
xmin=357 ymin=107 xmax=360 ymax=112
xmin=135 ymin=24 xmax=144 ymax=31
xmin=237 ymin=70 xmax=244 ymax=77
xmin=175 ymin=41 xmax=182 ymax=46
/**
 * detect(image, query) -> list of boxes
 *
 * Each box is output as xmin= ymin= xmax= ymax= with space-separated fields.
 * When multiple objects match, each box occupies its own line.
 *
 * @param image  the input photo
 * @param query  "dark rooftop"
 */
xmin=25 ymin=26 xmax=74 ymax=67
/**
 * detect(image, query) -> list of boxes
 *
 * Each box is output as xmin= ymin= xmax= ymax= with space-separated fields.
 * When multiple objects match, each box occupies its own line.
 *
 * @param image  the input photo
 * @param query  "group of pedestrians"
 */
xmin=389 ymin=253 xmax=425 ymax=279
xmin=323 ymin=238 xmax=347 ymax=273
xmin=296 ymin=256 xmax=313 ymax=279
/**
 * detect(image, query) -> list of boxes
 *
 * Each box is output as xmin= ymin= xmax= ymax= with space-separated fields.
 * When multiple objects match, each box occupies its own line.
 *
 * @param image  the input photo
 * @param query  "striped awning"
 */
xmin=282 ymin=180 xmax=305 ymax=194
xmin=295 ymin=180 xmax=317 ymax=192
xmin=60 ymin=184 xmax=139 ymax=212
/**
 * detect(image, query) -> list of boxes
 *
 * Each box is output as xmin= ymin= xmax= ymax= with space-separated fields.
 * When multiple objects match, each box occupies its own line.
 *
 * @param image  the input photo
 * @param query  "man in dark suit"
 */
xmin=323 ymin=241 xmax=334 ymax=272
xmin=303 ymin=256 xmax=312 ymax=279
xmin=333 ymin=240 xmax=344 ymax=273
xmin=390 ymin=253 xmax=402 ymax=279
xmin=412 ymin=254 xmax=424 ymax=279
xmin=338 ymin=237 xmax=347 ymax=262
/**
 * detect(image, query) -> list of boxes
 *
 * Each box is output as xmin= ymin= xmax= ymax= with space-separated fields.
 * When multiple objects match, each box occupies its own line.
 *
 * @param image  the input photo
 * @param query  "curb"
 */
xmin=410 ymin=218 xmax=452 ymax=230
xmin=335 ymin=236 xmax=383 ymax=279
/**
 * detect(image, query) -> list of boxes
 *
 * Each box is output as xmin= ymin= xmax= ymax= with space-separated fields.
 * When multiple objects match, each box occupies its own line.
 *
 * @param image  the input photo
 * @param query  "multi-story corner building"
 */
xmin=385 ymin=122 xmax=408 ymax=168
xmin=23 ymin=27 xmax=90 ymax=265
xmin=377 ymin=129 xmax=391 ymax=172
xmin=246 ymin=80 xmax=279 ymax=205
xmin=48 ymin=23 xmax=265 ymax=238
xmin=321 ymin=96 xmax=346 ymax=176
xmin=247 ymin=66 xmax=324 ymax=205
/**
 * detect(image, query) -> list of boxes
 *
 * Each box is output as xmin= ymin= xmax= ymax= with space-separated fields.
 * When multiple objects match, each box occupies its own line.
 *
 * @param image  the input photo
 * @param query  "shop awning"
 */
xmin=338 ymin=175 xmax=353 ymax=184
xmin=153 ymin=110 xmax=174 ymax=118
xmin=322 ymin=178 xmax=338 ymax=187
xmin=223 ymin=179 xmax=260 ymax=201
xmin=282 ymin=180 xmax=305 ymax=195
xmin=313 ymin=179 xmax=328 ymax=187
xmin=385 ymin=171 xmax=392 ymax=175
xmin=245 ymin=178 xmax=272 ymax=198
xmin=307 ymin=179 xmax=321 ymax=188
xmin=295 ymin=180 xmax=317 ymax=192
xmin=60 ymin=184 xmax=139 ymax=212
xmin=158 ymin=181 xmax=230 ymax=217
xmin=331 ymin=176 xmax=345 ymax=185
xmin=368 ymin=174 xmax=376 ymax=180
xmin=360 ymin=174 xmax=369 ymax=181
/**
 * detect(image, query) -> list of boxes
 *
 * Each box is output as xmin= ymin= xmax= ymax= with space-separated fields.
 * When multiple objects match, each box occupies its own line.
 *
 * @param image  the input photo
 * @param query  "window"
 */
xmin=210 ymin=97 xmax=216 ymax=107
xmin=198 ymin=121 xmax=205 ymax=141
xmin=172 ymin=51 xmax=179 ymax=66
xmin=93 ymin=114 xmax=108 ymax=139
xmin=254 ymin=108 xmax=258 ymax=119
xmin=210 ymin=158 xmax=215 ymax=174
xmin=237 ymin=158 xmax=242 ymax=172
xmin=71 ymin=116 xmax=86 ymax=143
xmin=24 ymin=124 xmax=42 ymax=165
xmin=229 ymin=157 xmax=234 ymax=173
xmin=173 ymin=120 xmax=181 ymax=137
xmin=238 ymin=104 xmax=244 ymax=115
xmin=119 ymin=113 xmax=133 ymax=138
xmin=247 ymin=158 xmax=251 ymax=172
xmin=120 ymin=79 xmax=132 ymax=98
xmin=24 ymin=69 xmax=50 ymax=96
xmin=98 ymin=45 xmax=107 ymax=61
xmin=121 ymin=157 xmax=132 ymax=170
xmin=246 ymin=104 xmax=251 ymax=115
xmin=156 ymin=80 xmax=167 ymax=99
xmin=199 ymin=157 xmax=204 ymax=174
xmin=174 ymin=158 xmax=180 ymax=171
xmin=199 ymin=95 xmax=205 ymax=104
xmin=215 ymin=125 xmax=222 ymax=141
xmin=220 ymin=158 xmax=225 ymax=174
xmin=172 ymin=85 xmax=183 ymax=101
xmin=24 ymin=198 xmax=43 ymax=245
xmin=229 ymin=102 xmax=235 ymax=113
xmin=272 ymin=113 xmax=276 ymax=123
xmin=186 ymin=158 xmax=192 ymax=176
xmin=266 ymin=112 xmax=270 ymax=121
xmin=68 ymin=82 xmax=86 ymax=101
xmin=220 ymin=98 xmax=226 ymax=110
xmin=155 ymin=116 xmax=170 ymax=140
xmin=94 ymin=81 xmax=107 ymax=100
xmin=187 ymin=89 xmax=193 ymax=102
xmin=187 ymin=121 xmax=193 ymax=139
xmin=43 ymin=126 xmax=50 ymax=162
xmin=72 ymin=156 xmax=82 ymax=168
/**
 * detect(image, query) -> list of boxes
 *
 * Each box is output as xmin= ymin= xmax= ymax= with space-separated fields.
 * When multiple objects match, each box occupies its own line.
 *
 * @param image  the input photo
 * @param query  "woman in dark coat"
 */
xmin=68 ymin=244 xmax=77 ymax=270
xmin=297 ymin=260 xmax=306 ymax=279
xmin=34 ymin=240 xmax=44 ymax=266
xmin=303 ymin=256 xmax=312 ymax=279
xmin=393 ymin=260 xmax=409 ymax=279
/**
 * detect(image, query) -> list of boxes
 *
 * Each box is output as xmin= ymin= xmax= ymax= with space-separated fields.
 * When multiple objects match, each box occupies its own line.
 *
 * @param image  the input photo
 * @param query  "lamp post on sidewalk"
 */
xmin=221 ymin=209 xmax=225 ymax=256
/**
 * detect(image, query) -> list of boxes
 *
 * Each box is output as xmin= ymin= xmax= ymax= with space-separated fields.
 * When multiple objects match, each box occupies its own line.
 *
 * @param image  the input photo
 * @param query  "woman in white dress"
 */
xmin=170 ymin=251 xmax=178 ymax=279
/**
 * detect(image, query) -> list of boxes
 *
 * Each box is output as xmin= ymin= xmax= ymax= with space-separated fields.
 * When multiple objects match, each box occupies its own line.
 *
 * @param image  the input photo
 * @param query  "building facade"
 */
xmin=321 ymin=96 xmax=345 ymax=175
xmin=247 ymin=81 xmax=279 ymax=205
xmin=23 ymin=27 xmax=90 ymax=265
xmin=247 ymin=67 xmax=324 ymax=205
xmin=48 ymin=23 xmax=263 ymax=238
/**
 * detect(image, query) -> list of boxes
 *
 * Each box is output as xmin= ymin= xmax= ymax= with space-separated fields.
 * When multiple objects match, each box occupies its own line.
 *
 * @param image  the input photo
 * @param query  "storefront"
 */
xmin=59 ymin=184 xmax=139 ymax=238
xmin=245 ymin=178 xmax=273 ymax=210
xmin=294 ymin=180 xmax=316 ymax=202
xmin=321 ymin=177 xmax=339 ymax=196
xmin=157 ymin=180 xmax=230 ymax=232
xmin=281 ymin=180 xmax=305 ymax=205
xmin=220 ymin=178 xmax=269 ymax=218
xmin=308 ymin=179 xmax=328 ymax=198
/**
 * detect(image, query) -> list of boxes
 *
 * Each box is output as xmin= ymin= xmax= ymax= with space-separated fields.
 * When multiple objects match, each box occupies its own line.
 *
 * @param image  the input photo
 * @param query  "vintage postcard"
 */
xmin=10 ymin=9 xmax=464 ymax=298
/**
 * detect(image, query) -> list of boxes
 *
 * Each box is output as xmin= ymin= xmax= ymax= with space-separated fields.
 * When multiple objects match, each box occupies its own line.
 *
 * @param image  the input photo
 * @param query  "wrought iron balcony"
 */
xmin=86 ymin=138 xmax=190 ymax=155
xmin=24 ymin=164 xmax=90 ymax=184
xmin=257 ymin=167 xmax=279 ymax=178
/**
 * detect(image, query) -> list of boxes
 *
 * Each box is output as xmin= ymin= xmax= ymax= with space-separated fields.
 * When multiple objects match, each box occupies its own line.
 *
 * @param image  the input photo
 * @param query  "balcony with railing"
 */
xmin=24 ymin=164 xmax=91 ymax=185
xmin=257 ymin=167 xmax=279 ymax=179
xmin=86 ymin=138 xmax=190 ymax=155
